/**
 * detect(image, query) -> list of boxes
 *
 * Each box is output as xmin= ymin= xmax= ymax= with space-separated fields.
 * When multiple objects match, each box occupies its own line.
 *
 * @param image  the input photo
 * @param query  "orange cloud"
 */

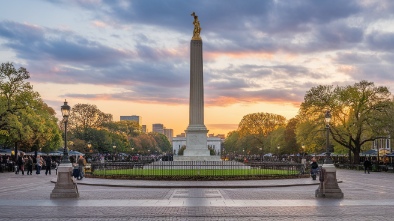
xmin=206 ymin=96 xmax=301 ymax=108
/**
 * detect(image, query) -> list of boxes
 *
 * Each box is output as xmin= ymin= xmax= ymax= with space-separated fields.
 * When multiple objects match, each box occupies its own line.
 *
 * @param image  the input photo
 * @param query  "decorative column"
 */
xmin=183 ymin=12 xmax=210 ymax=157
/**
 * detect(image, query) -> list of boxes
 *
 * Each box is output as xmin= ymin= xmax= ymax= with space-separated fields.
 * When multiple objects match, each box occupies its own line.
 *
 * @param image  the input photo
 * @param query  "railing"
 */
xmin=88 ymin=161 xmax=305 ymax=180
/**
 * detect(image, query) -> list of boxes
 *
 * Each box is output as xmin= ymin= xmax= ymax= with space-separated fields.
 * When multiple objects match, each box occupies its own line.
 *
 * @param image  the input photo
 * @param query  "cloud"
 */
xmin=0 ymin=21 xmax=128 ymax=66
xmin=366 ymin=31 xmax=394 ymax=51
xmin=2 ymin=0 xmax=394 ymax=109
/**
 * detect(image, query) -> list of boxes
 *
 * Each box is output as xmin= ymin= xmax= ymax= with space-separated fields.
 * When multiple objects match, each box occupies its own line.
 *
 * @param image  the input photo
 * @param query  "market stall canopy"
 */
xmin=25 ymin=151 xmax=47 ymax=156
xmin=360 ymin=149 xmax=377 ymax=156
xmin=69 ymin=150 xmax=85 ymax=156
xmin=0 ymin=149 xmax=25 ymax=156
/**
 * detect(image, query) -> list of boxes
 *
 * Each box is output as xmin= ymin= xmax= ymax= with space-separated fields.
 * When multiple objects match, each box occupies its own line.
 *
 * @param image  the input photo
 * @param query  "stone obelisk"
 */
xmin=183 ymin=12 xmax=210 ymax=158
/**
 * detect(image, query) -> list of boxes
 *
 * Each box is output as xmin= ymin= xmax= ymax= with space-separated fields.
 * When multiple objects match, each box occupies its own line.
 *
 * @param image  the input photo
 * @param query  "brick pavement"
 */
xmin=1 ymin=169 xmax=394 ymax=220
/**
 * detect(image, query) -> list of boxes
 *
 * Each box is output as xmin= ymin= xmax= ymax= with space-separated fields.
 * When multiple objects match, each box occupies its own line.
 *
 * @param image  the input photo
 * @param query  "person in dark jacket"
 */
xmin=27 ymin=156 xmax=33 ymax=175
xmin=364 ymin=158 xmax=371 ymax=174
xmin=16 ymin=153 xmax=25 ymax=175
xmin=45 ymin=156 xmax=52 ymax=175
xmin=311 ymin=158 xmax=318 ymax=169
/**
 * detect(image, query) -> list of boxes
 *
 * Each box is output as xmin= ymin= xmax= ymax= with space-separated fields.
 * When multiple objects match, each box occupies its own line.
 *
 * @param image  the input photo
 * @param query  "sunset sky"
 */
xmin=1 ymin=0 xmax=394 ymax=136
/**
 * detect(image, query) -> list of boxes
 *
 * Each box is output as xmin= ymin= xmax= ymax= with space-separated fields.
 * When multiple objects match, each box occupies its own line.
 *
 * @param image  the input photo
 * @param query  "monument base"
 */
xmin=50 ymin=164 xmax=79 ymax=198
xmin=184 ymin=126 xmax=210 ymax=157
xmin=182 ymin=149 xmax=211 ymax=157
xmin=315 ymin=164 xmax=343 ymax=198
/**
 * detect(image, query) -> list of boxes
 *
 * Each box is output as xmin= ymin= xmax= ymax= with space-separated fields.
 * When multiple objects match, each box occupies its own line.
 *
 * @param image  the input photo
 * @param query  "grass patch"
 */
xmin=92 ymin=168 xmax=299 ymax=177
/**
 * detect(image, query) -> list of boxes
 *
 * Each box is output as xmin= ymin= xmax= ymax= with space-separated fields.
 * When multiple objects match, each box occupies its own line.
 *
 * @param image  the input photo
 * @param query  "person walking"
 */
xmin=45 ymin=156 xmax=52 ymax=175
xmin=77 ymin=155 xmax=87 ymax=178
xmin=364 ymin=158 xmax=371 ymax=174
xmin=27 ymin=156 xmax=33 ymax=175
xmin=310 ymin=158 xmax=319 ymax=180
xmin=16 ymin=153 xmax=25 ymax=175
xmin=36 ymin=155 xmax=42 ymax=175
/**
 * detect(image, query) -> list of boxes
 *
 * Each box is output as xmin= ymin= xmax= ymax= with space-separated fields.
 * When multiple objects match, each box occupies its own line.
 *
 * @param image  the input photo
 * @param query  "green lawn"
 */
xmin=92 ymin=168 xmax=299 ymax=177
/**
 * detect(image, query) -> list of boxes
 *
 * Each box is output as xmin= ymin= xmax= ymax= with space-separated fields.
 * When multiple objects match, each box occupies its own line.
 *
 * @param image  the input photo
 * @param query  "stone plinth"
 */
xmin=50 ymin=164 xmax=79 ymax=198
xmin=315 ymin=164 xmax=344 ymax=198
xmin=184 ymin=128 xmax=210 ymax=157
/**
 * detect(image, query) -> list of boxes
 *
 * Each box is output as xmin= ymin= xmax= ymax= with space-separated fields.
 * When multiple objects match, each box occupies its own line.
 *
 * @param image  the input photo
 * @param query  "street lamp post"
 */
xmin=51 ymin=100 xmax=79 ymax=198
xmin=301 ymin=144 xmax=306 ymax=173
xmin=277 ymin=145 xmax=280 ymax=161
xmin=87 ymin=142 xmax=92 ymax=153
xmin=259 ymin=147 xmax=263 ymax=162
xmin=324 ymin=111 xmax=333 ymax=164
xmin=61 ymin=100 xmax=71 ymax=163
xmin=315 ymin=110 xmax=343 ymax=198
xmin=113 ymin=145 xmax=116 ymax=161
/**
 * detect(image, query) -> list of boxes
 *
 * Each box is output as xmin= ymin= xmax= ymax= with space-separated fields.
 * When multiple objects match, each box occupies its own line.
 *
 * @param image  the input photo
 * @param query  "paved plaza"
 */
xmin=1 ymin=169 xmax=394 ymax=220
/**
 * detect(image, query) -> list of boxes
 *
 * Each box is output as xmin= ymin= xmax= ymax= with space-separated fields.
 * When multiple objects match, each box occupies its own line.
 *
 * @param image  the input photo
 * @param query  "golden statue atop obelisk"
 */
xmin=191 ymin=12 xmax=201 ymax=40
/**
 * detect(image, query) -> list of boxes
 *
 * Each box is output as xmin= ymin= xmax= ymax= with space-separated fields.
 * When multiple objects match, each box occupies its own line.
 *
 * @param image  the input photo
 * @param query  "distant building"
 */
xmin=141 ymin=125 xmax=147 ymax=133
xmin=120 ymin=115 xmax=141 ymax=125
xmin=208 ymin=134 xmax=225 ymax=139
xmin=152 ymin=123 xmax=164 ymax=134
xmin=164 ymin=128 xmax=173 ymax=143
xmin=176 ymin=133 xmax=186 ymax=137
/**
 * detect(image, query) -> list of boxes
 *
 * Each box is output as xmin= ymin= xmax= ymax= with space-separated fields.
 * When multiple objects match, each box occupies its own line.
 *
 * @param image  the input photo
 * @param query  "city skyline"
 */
xmin=1 ymin=1 xmax=394 ymax=136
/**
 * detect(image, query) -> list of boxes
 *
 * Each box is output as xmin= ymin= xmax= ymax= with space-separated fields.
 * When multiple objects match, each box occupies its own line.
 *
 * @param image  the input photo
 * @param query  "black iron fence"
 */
xmin=88 ymin=161 xmax=306 ymax=180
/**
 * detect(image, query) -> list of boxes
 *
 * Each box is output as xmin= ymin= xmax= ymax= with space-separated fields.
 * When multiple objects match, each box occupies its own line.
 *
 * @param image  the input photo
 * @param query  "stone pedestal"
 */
xmin=315 ymin=164 xmax=344 ymax=198
xmin=184 ymin=127 xmax=210 ymax=157
xmin=50 ymin=164 xmax=79 ymax=198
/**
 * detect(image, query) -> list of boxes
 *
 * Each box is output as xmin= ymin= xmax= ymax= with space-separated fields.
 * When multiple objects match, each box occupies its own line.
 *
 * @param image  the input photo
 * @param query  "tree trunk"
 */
xmin=353 ymin=149 xmax=360 ymax=164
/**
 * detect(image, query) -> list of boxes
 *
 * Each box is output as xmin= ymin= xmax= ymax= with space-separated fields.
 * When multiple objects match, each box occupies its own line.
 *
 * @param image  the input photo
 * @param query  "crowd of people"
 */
xmin=4 ymin=152 xmax=59 ymax=175
xmin=0 ymin=152 xmax=89 ymax=176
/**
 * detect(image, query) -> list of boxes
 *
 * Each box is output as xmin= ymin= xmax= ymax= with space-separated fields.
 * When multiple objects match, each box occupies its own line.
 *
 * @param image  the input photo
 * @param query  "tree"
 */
xmin=104 ymin=120 xmax=141 ymax=138
xmin=0 ymin=62 xmax=62 ymax=153
xmin=0 ymin=62 xmax=31 ymax=134
xmin=150 ymin=132 xmax=172 ymax=154
xmin=298 ymin=80 xmax=393 ymax=164
xmin=68 ymin=103 xmax=112 ymax=140
xmin=238 ymin=112 xmax=286 ymax=153
xmin=223 ymin=131 xmax=240 ymax=154
xmin=283 ymin=118 xmax=300 ymax=154
xmin=295 ymin=118 xmax=326 ymax=155
xmin=267 ymin=126 xmax=285 ymax=154
xmin=131 ymin=134 xmax=157 ymax=154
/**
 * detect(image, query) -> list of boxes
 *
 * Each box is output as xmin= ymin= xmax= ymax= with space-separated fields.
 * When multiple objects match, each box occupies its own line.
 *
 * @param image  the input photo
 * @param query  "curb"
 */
xmin=51 ymin=178 xmax=342 ymax=189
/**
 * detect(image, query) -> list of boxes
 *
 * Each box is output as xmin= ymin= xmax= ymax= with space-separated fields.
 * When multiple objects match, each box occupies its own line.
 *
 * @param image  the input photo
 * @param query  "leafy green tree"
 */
xmin=223 ymin=131 xmax=240 ymax=154
xmin=295 ymin=119 xmax=326 ymax=155
xmin=104 ymin=120 xmax=141 ymax=138
xmin=267 ymin=126 xmax=285 ymax=154
xmin=283 ymin=118 xmax=300 ymax=154
xmin=150 ymin=132 xmax=172 ymax=154
xmin=131 ymin=133 xmax=157 ymax=154
xmin=0 ymin=62 xmax=62 ymax=153
xmin=238 ymin=112 xmax=286 ymax=153
xmin=298 ymin=80 xmax=393 ymax=164
xmin=68 ymin=103 xmax=113 ymax=140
